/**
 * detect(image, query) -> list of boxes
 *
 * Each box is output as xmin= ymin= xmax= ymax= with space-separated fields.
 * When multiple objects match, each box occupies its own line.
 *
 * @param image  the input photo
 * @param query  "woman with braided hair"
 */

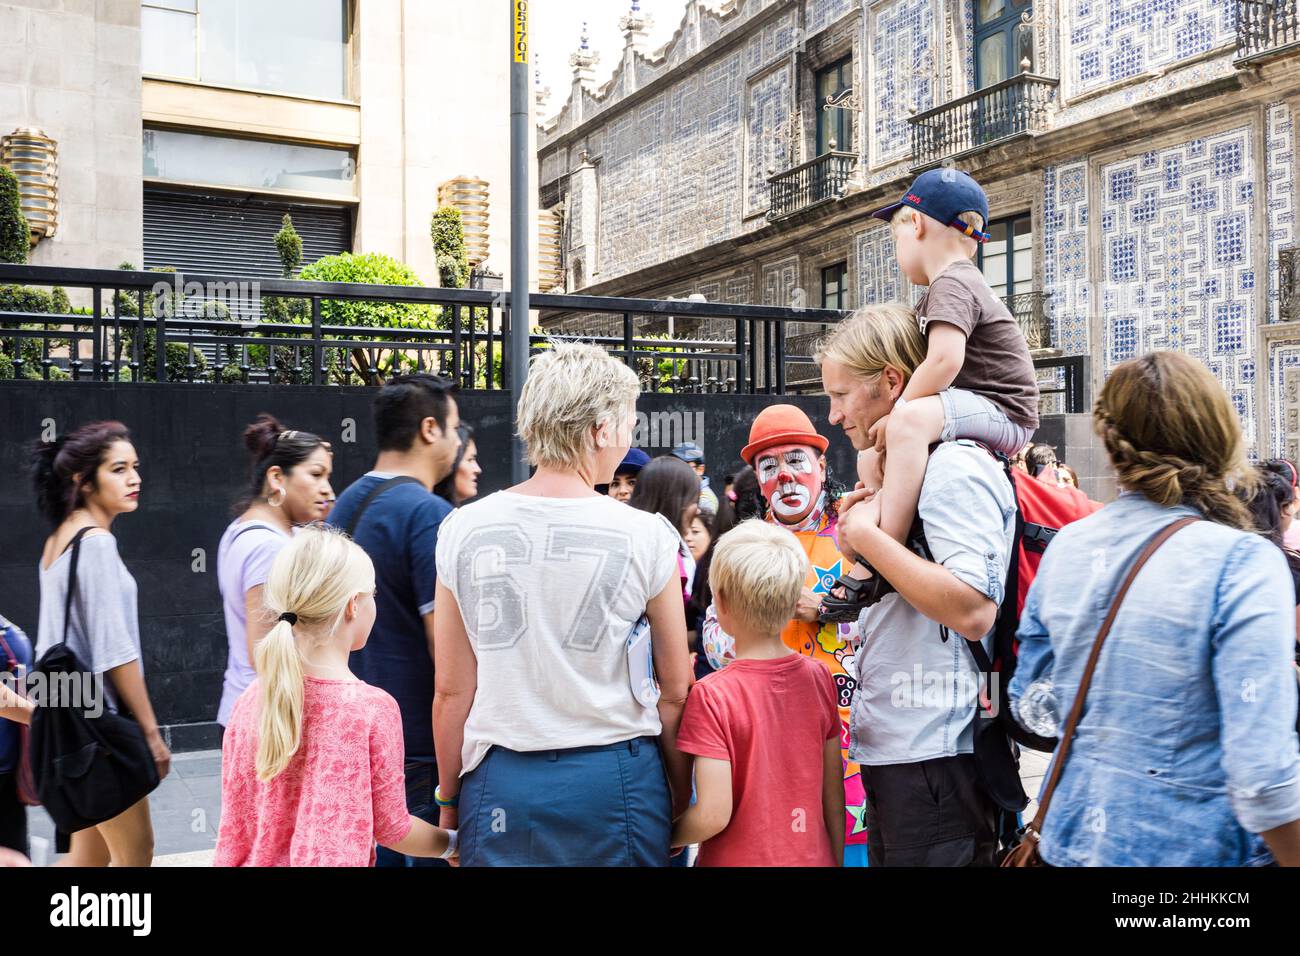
xmin=1009 ymin=351 xmax=1300 ymax=866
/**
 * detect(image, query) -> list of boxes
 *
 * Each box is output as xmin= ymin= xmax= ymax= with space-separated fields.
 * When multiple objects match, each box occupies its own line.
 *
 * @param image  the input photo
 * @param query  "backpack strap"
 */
xmin=0 ymin=629 xmax=18 ymax=672
xmin=60 ymin=526 xmax=95 ymax=661
xmin=1020 ymin=522 xmax=1057 ymax=554
xmin=228 ymin=521 xmax=280 ymax=546
xmin=1019 ymin=516 xmax=1200 ymax=852
xmin=344 ymin=476 xmax=425 ymax=537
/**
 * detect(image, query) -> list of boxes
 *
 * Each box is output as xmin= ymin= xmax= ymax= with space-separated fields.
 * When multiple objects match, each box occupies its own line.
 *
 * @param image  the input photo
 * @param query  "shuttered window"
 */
xmin=143 ymin=188 xmax=353 ymax=278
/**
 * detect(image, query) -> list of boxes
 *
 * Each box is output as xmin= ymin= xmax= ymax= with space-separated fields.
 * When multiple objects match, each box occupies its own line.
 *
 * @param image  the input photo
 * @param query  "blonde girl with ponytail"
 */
xmin=215 ymin=526 xmax=455 ymax=866
xmin=1007 ymin=351 xmax=1300 ymax=867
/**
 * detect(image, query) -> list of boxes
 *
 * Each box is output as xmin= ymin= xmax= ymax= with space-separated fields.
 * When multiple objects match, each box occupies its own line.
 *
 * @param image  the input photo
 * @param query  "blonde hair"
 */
xmin=709 ymin=520 xmax=808 ymax=636
xmin=1094 ymin=351 xmax=1255 ymax=531
xmin=255 ymin=525 xmax=376 ymax=782
xmin=814 ymin=302 xmax=926 ymax=382
xmin=516 ymin=341 xmax=640 ymax=470
xmin=891 ymin=205 xmax=984 ymax=244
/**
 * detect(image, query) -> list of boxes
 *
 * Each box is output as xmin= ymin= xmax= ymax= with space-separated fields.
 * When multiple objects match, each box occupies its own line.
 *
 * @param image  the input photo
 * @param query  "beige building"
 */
xmin=2 ymin=0 xmax=538 ymax=288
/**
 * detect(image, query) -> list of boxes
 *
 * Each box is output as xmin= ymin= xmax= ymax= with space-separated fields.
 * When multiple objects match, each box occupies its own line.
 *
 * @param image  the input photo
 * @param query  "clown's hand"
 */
xmin=794 ymin=586 xmax=822 ymax=624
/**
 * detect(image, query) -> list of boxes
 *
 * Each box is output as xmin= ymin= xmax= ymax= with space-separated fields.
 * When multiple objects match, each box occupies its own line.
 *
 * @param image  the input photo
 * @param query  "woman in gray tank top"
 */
xmin=28 ymin=421 xmax=170 ymax=866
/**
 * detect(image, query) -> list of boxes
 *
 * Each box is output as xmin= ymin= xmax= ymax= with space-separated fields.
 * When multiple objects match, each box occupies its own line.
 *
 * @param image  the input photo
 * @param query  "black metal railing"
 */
xmin=1035 ymin=355 xmax=1086 ymax=415
xmin=908 ymin=74 xmax=1058 ymax=168
xmin=1236 ymin=0 xmax=1300 ymax=61
xmin=1004 ymin=291 xmax=1053 ymax=351
xmin=0 ymin=264 xmax=849 ymax=395
xmin=767 ymin=151 xmax=857 ymax=219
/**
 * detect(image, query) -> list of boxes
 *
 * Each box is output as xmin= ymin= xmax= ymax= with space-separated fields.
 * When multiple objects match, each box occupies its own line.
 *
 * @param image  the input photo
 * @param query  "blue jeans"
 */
xmin=458 ymin=737 xmax=671 ymax=867
xmin=375 ymin=757 xmax=449 ymax=869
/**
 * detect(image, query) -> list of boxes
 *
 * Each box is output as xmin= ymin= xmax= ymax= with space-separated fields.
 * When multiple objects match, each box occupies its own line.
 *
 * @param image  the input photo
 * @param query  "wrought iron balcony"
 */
xmin=1236 ymin=0 xmax=1300 ymax=62
xmin=767 ymin=151 xmax=857 ymax=220
xmin=908 ymin=74 xmax=1058 ymax=168
xmin=1004 ymin=291 xmax=1053 ymax=352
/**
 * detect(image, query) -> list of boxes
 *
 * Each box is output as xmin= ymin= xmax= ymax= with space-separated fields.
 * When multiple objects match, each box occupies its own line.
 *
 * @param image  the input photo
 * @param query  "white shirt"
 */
xmin=848 ymin=442 xmax=1015 ymax=766
xmin=435 ymin=491 xmax=680 ymax=775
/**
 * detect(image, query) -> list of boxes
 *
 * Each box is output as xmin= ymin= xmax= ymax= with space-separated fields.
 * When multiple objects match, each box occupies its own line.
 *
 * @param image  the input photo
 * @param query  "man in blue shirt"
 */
xmin=327 ymin=374 xmax=461 ymax=867
xmin=0 ymin=613 xmax=33 ymax=856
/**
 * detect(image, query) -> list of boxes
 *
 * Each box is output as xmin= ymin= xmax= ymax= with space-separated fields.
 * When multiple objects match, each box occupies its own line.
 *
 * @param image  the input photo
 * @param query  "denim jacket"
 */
xmin=1009 ymin=492 xmax=1300 ymax=866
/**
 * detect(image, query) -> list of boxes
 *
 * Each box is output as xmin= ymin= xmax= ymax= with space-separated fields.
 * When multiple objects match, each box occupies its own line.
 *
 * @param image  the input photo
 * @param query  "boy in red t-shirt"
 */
xmin=672 ymin=520 xmax=845 ymax=866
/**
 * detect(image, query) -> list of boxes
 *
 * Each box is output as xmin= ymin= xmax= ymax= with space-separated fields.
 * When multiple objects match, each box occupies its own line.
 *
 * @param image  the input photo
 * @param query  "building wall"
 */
xmin=537 ymin=0 xmax=1300 ymax=458
xmin=1 ymin=0 xmax=143 ymax=271
xmin=0 ymin=0 xmax=536 ymax=290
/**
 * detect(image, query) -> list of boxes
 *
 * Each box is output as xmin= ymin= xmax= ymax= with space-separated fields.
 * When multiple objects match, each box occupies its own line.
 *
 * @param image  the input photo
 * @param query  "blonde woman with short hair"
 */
xmin=432 ymin=341 xmax=693 ymax=866
xmin=215 ymin=526 xmax=454 ymax=866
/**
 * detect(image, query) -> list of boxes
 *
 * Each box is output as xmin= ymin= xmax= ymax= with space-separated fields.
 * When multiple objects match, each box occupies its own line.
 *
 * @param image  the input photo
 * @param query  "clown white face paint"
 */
xmin=756 ymin=444 xmax=821 ymax=524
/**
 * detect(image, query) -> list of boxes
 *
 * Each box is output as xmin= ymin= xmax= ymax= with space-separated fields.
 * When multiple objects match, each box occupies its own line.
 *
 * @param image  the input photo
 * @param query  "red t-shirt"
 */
xmin=676 ymin=653 xmax=840 ymax=867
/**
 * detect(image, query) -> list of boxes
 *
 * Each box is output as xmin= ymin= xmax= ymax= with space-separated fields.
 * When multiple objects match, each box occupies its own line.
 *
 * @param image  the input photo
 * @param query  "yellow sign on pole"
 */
xmin=514 ymin=1 xmax=529 ymax=63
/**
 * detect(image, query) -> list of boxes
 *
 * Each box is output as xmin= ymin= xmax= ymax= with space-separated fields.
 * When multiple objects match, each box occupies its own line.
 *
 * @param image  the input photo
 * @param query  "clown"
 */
xmin=701 ymin=404 xmax=869 ymax=867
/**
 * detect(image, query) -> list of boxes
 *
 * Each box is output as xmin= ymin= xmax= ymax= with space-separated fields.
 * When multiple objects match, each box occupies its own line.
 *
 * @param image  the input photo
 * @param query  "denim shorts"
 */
xmin=458 ymin=737 xmax=671 ymax=867
xmin=938 ymin=387 xmax=1035 ymax=457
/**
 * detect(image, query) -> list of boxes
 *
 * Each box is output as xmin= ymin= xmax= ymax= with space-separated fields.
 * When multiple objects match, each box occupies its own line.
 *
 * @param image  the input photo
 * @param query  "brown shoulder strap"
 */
xmin=1024 ymin=515 xmax=1200 ymax=840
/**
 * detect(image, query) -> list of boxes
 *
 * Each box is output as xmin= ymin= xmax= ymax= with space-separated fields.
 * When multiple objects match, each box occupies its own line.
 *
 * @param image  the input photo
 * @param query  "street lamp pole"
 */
xmin=509 ymin=0 xmax=531 ymax=483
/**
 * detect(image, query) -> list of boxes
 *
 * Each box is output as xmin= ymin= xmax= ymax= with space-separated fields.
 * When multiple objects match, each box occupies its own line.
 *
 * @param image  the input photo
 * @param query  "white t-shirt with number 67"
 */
xmin=434 ymin=490 xmax=680 ymax=776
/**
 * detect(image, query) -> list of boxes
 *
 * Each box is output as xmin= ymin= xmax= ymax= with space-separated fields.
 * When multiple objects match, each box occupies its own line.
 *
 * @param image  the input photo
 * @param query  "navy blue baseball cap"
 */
xmin=869 ymin=168 xmax=991 ymax=242
xmin=615 ymin=447 xmax=651 ymax=475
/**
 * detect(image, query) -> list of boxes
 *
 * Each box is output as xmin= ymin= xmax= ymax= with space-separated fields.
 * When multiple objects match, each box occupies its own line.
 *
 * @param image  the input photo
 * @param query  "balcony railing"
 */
xmin=1236 ymin=0 xmax=1300 ymax=62
xmin=767 ymin=151 xmax=857 ymax=219
xmin=908 ymin=74 xmax=1058 ymax=168
xmin=1004 ymin=291 xmax=1053 ymax=352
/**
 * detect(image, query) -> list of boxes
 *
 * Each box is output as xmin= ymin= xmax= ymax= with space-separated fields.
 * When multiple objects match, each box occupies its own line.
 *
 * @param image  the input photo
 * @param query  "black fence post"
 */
xmin=623 ymin=312 xmax=634 ymax=373
xmin=311 ymin=296 xmax=322 ymax=386
xmin=91 ymin=286 xmax=101 ymax=381
xmin=735 ymin=317 xmax=747 ymax=394
xmin=154 ymin=292 xmax=167 ymax=383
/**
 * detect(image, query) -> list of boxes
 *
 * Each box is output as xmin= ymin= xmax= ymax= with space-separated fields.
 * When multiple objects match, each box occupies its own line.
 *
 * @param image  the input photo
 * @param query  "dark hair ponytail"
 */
xmin=29 ymin=421 xmax=132 ymax=527
xmin=235 ymin=414 xmax=330 ymax=513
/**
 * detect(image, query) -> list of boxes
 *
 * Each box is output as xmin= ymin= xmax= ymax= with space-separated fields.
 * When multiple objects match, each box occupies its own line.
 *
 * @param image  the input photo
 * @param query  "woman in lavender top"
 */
xmin=216 ymin=415 xmax=333 ymax=729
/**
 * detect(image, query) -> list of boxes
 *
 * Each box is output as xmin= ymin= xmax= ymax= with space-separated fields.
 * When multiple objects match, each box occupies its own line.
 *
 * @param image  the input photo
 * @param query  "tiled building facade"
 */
xmin=537 ymin=0 xmax=1300 ymax=463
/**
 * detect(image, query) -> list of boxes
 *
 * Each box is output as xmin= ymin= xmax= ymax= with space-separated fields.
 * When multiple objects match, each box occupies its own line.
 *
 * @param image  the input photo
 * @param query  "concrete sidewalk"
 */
xmin=27 ymin=749 xmax=222 ymax=867
xmin=23 ymin=746 xmax=1052 ymax=867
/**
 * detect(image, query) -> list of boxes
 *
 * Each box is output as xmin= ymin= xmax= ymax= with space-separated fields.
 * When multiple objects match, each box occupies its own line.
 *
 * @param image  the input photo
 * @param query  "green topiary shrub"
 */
xmin=295 ymin=251 xmax=440 ymax=384
xmin=431 ymin=206 xmax=470 ymax=289
xmin=0 ymin=282 xmax=74 ymax=380
xmin=0 ymin=166 xmax=29 ymax=265
xmin=274 ymin=213 xmax=303 ymax=276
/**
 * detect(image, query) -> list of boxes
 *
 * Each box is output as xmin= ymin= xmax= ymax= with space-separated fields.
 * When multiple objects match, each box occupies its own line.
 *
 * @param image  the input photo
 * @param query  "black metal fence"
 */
xmin=768 ymin=151 xmax=858 ymax=219
xmin=908 ymin=74 xmax=1058 ymax=168
xmin=1236 ymin=0 xmax=1300 ymax=61
xmin=0 ymin=264 xmax=849 ymax=395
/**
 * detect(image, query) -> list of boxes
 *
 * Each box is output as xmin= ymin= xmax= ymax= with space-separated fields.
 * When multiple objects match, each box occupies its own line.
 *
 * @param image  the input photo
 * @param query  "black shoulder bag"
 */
xmin=29 ymin=528 xmax=161 ymax=833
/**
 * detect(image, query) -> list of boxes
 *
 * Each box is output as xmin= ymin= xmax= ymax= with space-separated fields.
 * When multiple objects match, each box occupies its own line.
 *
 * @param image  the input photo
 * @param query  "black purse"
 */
xmin=29 ymin=527 xmax=161 ymax=833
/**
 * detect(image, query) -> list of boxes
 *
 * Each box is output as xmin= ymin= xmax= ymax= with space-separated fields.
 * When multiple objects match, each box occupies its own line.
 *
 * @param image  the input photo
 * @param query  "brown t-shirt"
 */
xmin=915 ymin=258 xmax=1040 ymax=430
